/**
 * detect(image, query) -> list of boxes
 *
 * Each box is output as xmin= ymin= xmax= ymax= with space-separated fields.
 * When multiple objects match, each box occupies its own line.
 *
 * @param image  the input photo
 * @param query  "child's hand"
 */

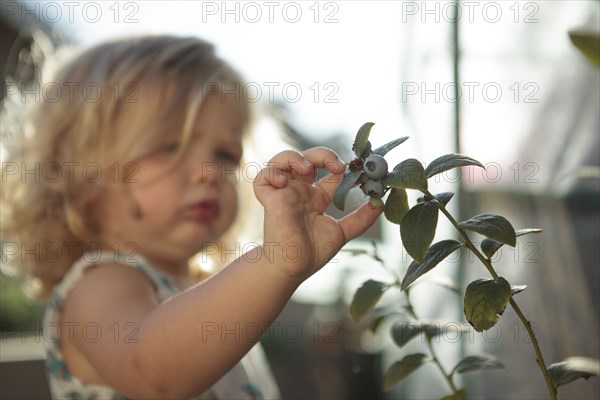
xmin=254 ymin=147 xmax=383 ymax=280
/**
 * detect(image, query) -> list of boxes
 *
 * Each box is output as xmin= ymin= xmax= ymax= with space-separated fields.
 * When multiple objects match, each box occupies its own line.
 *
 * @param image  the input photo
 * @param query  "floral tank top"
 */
xmin=43 ymin=251 xmax=281 ymax=400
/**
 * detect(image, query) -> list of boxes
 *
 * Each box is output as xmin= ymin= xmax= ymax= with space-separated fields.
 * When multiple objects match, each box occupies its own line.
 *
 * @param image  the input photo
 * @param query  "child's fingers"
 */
xmin=338 ymin=202 xmax=384 ymax=242
xmin=264 ymin=149 xmax=316 ymax=178
xmin=299 ymin=147 xmax=347 ymax=201
xmin=301 ymin=147 xmax=349 ymax=206
xmin=254 ymin=148 xmax=345 ymax=194
xmin=253 ymin=149 xmax=315 ymax=194
xmin=253 ymin=166 xmax=289 ymax=190
xmin=301 ymin=147 xmax=346 ymax=175
xmin=314 ymin=172 xmax=345 ymax=203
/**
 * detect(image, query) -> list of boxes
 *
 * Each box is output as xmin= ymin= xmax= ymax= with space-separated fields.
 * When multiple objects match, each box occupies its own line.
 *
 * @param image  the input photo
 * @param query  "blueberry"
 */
xmin=361 ymin=179 xmax=385 ymax=198
xmin=363 ymin=154 xmax=388 ymax=180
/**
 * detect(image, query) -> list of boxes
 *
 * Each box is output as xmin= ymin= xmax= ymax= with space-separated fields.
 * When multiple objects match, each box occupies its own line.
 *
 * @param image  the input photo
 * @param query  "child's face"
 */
xmin=96 ymin=93 xmax=245 ymax=270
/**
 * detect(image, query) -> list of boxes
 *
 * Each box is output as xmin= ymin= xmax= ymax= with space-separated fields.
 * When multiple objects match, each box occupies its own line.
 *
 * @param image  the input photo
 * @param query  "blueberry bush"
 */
xmin=334 ymin=122 xmax=600 ymax=399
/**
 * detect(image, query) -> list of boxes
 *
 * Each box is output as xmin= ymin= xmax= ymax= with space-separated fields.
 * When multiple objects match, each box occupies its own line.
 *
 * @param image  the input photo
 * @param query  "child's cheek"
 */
xmin=224 ymin=185 xmax=239 ymax=224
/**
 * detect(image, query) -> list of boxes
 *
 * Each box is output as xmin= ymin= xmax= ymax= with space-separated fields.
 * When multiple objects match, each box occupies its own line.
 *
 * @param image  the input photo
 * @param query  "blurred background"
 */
xmin=1 ymin=1 xmax=599 ymax=399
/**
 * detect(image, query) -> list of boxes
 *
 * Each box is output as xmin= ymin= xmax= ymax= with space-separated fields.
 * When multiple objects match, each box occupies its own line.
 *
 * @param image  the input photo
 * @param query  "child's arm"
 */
xmin=63 ymin=147 xmax=382 ymax=399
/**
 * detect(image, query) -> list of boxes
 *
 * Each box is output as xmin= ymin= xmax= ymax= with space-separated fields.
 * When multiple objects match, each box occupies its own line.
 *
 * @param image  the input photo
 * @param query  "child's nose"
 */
xmin=192 ymin=160 xmax=219 ymax=183
xmin=189 ymin=153 xmax=220 ymax=185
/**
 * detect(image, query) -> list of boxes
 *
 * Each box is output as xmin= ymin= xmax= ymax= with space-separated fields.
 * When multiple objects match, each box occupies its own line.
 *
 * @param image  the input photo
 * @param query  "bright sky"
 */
xmin=17 ymin=1 xmax=595 ymax=166
xmin=40 ymin=1 xmax=409 ymax=142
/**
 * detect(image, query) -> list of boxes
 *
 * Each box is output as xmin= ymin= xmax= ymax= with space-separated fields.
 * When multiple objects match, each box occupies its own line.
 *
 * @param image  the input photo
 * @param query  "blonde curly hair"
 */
xmin=1 ymin=35 xmax=253 ymax=298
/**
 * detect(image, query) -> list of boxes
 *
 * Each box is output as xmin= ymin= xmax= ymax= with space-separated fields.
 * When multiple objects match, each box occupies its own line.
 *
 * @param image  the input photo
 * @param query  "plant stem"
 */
xmin=508 ymin=298 xmax=557 ymax=399
xmin=368 ymin=246 xmax=461 ymax=396
xmin=427 ymin=335 xmax=460 ymax=395
xmin=424 ymin=190 xmax=557 ymax=400
xmin=404 ymin=289 xmax=460 ymax=396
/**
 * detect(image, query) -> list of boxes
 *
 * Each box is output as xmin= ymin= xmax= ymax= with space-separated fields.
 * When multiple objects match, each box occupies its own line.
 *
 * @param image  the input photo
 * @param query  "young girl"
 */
xmin=1 ymin=35 xmax=382 ymax=399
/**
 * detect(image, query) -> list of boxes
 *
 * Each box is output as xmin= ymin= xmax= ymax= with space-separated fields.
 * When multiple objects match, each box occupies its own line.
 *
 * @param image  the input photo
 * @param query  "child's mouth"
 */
xmin=185 ymin=198 xmax=220 ymax=222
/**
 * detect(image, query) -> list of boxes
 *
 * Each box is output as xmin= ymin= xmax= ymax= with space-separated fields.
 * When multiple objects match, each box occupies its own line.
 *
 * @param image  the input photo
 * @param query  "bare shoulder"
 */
xmin=59 ymin=263 xmax=160 ymax=386
xmin=62 ymin=262 xmax=158 ymax=338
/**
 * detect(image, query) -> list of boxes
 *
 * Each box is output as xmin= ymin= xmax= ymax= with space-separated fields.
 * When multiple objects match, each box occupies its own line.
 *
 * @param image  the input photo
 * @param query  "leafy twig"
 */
xmin=340 ymin=123 xmax=598 ymax=398
xmin=403 ymin=286 xmax=461 ymax=396
xmin=424 ymin=189 xmax=557 ymax=400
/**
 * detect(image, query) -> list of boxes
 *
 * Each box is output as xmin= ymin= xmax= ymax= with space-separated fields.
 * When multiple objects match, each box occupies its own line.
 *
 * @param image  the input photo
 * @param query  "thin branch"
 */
xmin=424 ymin=190 xmax=557 ymax=400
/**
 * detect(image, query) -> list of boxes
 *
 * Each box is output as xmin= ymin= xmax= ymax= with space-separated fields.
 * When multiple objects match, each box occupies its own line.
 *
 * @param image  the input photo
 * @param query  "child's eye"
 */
xmin=217 ymin=150 xmax=240 ymax=164
xmin=161 ymin=142 xmax=181 ymax=153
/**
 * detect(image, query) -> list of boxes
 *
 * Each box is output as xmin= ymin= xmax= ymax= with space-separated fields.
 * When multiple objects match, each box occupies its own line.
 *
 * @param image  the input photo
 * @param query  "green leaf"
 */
xmin=401 ymin=240 xmax=462 ymax=290
xmin=459 ymin=214 xmax=517 ymax=247
xmin=352 ymin=122 xmax=375 ymax=158
xmin=425 ymin=154 xmax=484 ymax=178
xmin=369 ymin=315 xmax=387 ymax=333
xmin=451 ymin=355 xmax=504 ymax=376
xmin=480 ymin=239 xmax=503 ymax=259
xmin=390 ymin=321 xmax=447 ymax=348
xmin=464 ymin=277 xmax=512 ymax=332
xmin=516 ymin=228 xmax=543 ymax=236
xmin=390 ymin=322 xmax=424 ymax=348
xmin=400 ymin=201 xmax=439 ymax=263
xmin=548 ymin=357 xmax=600 ymax=388
xmin=333 ymin=170 xmax=363 ymax=211
xmin=383 ymin=159 xmax=428 ymax=191
xmin=435 ymin=192 xmax=454 ymax=206
xmin=350 ymin=280 xmax=389 ymax=322
xmin=373 ymin=137 xmax=409 ymax=157
xmin=441 ymin=388 xmax=468 ymax=400
xmin=480 ymin=228 xmax=542 ymax=258
xmin=383 ymin=353 xmax=430 ymax=391
xmin=569 ymin=31 xmax=600 ymax=69
xmin=384 ymin=188 xmax=409 ymax=224
xmin=511 ymin=285 xmax=527 ymax=296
